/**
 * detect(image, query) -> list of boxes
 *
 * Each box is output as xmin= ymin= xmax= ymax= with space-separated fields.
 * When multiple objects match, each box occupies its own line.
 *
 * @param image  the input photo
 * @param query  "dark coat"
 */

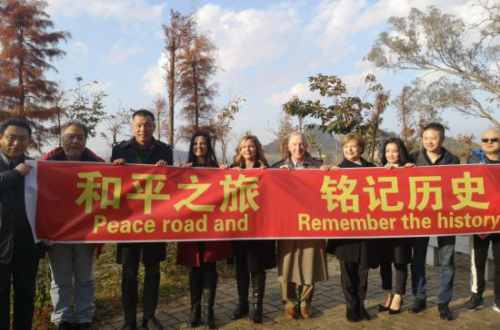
xmin=326 ymin=158 xmax=380 ymax=267
xmin=0 ymin=154 xmax=45 ymax=264
xmin=111 ymin=138 xmax=173 ymax=264
xmin=176 ymin=162 xmax=233 ymax=268
xmin=411 ymin=147 xmax=460 ymax=166
xmin=230 ymin=161 xmax=276 ymax=272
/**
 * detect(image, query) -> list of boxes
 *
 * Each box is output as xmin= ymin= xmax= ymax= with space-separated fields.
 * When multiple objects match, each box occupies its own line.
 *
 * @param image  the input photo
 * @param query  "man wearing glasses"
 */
xmin=466 ymin=128 xmax=500 ymax=313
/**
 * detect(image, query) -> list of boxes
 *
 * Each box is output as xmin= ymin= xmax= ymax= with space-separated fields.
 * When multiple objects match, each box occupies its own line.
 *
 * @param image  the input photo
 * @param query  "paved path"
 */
xmin=100 ymin=253 xmax=500 ymax=330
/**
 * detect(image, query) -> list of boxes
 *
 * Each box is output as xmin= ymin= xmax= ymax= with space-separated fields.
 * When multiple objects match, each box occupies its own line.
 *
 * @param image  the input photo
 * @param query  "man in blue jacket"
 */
xmin=465 ymin=128 xmax=500 ymax=313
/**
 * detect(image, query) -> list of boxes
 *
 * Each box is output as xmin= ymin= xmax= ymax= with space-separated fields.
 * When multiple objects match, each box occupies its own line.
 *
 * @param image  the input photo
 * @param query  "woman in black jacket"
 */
xmin=326 ymin=133 xmax=379 ymax=322
xmin=230 ymin=135 xmax=276 ymax=323
xmin=378 ymin=137 xmax=414 ymax=314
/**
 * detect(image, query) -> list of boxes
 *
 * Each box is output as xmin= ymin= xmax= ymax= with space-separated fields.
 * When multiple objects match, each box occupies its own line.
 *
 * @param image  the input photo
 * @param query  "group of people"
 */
xmin=0 ymin=110 xmax=499 ymax=330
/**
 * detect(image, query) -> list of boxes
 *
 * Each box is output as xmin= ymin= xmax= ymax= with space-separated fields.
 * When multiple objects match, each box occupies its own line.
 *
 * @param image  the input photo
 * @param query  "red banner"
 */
xmin=26 ymin=161 xmax=500 ymax=242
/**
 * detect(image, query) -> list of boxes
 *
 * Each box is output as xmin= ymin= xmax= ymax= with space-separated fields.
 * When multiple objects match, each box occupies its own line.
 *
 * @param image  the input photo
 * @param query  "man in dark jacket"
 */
xmin=464 ymin=128 xmax=500 ymax=313
xmin=0 ymin=118 xmax=42 ymax=330
xmin=44 ymin=121 xmax=103 ymax=330
xmin=409 ymin=122 xmax=460 ymax=320
xmin=112 ymin=110 xmax=173 ymax=330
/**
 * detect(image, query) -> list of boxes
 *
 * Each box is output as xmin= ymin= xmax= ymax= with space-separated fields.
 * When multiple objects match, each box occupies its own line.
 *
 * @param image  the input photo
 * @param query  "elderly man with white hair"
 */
xmin=272 ymin=133 xmax=329 ymax=320
xmin=465 ymin=128 xmax=500 ymax=313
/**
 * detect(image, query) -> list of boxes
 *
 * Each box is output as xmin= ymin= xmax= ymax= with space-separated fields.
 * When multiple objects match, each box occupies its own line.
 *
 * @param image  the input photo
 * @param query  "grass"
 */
xmin=32 ymin=244 xmax=190 ymax=330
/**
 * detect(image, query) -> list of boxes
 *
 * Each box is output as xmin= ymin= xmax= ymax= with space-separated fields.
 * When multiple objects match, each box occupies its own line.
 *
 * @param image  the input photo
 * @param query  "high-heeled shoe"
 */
xmin=378 ymin=304 xmax=390 ymax=312
xmin=388 ymin=299 xmax=403 ymax=315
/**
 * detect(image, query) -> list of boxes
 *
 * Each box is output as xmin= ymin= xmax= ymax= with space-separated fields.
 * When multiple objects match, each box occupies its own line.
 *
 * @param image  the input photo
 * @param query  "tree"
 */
xmin=366 ymin=91 xmax=390 ymax=162
xmin=67 ymin=76 xmax=106 ymax=138
xmin=393 ymin=85 xmax=419 ymax=151
xmin=283 ymin=74 xmax=378 ymax=137
xmin=212 ymin=94 xmax=245 ymax=163
xmin=152 ymin=95 xmax=167 ymax=141
xmin=178 ymin=25 xmax=218 ymax=138
xmin=100 ymin=106 xmax=130 ymax=148
xmin=0 ymin=0 xmax=69 ymax=118
xmin=366 ymin=3 xmax=500 ymax=128
xmin=163 ymin=10 xmax=194 ymax=148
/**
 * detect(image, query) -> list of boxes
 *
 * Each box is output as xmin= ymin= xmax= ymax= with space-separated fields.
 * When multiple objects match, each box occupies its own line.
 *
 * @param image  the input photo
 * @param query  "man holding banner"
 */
xmin=112 ymin=110 xmax=173 ymax=330
xmin=410 ymin=122 xmax=460 ymax=320
xmin=44 ymin=121 xmax=103 ymax=330
xmin=0 ymin=118 xmax=44 ymax=330
xmin=466 ymin=128 xmax=500 ymax=313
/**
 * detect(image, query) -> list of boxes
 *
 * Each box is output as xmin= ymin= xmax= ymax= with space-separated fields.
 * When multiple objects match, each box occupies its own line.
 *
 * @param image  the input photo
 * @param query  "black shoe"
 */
xmin=379 ymin=304 xmax=390 ymax=312
xmin=438 ymin=303 xmax=454 ymax=321
xmin=188 ymin=304 xmax=201 ymax=327
xmin=77 ymin=324 xmax=93 ymax=330
xmin=346 ymin=308 xmax=361 ymax=322
xmin=142 ymin=317 xmax=163 ymax=330
xmin=359 ymin=306 xmax=371 ymax=321
xmin=250 ymin=303 xmax=263 ymax=323
xmin=58 ymin=322 xmax=72 ymax=330
xmin=121 ymin=323 xmax=138 ymax=330
xmin=409 ymin=298 xmax=426 ymax=313
xmin=389 ymin=298 xmax=403 ymax=315
xmin=231 ymin=301 xmax=249 ymax=320
xmin=466 ymin=294 xmax=484 ymax=312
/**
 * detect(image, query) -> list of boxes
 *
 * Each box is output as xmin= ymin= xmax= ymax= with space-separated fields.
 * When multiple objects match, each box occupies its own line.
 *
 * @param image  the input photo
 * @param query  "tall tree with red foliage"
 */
xmin=177 ymin=25 xmax=218 ymax=139
xmin=0 ymin=0 xmax=70 ymax=142
xmin=163 ymin=9 xmax=194 ymax=148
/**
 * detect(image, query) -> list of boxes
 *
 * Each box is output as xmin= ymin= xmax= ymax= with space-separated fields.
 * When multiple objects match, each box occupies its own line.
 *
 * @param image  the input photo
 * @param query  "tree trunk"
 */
xmin=168 ymin=48 xmax=175 ymax=148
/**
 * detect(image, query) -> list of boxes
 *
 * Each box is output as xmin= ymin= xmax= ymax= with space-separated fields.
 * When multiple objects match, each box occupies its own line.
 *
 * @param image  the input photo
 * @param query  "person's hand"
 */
xmin=14 ymin=163 xmax=32 ymax=176
xmin=280 ymin=164 xmax=291 ymax=169
xmin=404 ymin=162 xmax=415 ymax=168
xmin=156 ymin=160 xmax=168 ymax=167
xmin=219 ymin=163 xmax=229 ymax=170
xmin=113 ymin=158 xmax=126 ymax=165
xmin=41 ymin=239 xmax=53 ymax=247
xmin=320 ymin=165 xmax=332 ymax=171
xmin=384 ymin=163 xmax=397 ymax=169
xmin=181 ymin=162 xmax=193 ymax=169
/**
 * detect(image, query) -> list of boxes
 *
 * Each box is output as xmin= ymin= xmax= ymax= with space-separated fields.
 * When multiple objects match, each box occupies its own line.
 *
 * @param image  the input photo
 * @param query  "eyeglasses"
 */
xmin=4 ymin=135 xmax=29 ymax=143
xmin=481 ymin=138 xmax=499 ymax=143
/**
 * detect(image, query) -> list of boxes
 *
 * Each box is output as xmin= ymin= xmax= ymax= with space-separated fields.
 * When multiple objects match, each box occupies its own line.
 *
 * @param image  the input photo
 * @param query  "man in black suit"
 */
xmin=0 ymin=118 xmax=44 ymax=330
xmin=112 ymin=110 xmax=173 ymax=330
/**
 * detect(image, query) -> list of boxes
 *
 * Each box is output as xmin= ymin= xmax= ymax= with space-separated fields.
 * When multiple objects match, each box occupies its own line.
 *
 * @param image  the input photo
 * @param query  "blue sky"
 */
xmin=43 ymin=0 xmax=493 ymax=157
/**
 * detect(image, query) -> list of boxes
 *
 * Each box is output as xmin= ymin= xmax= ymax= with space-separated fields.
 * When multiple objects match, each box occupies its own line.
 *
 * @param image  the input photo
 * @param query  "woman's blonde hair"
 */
xmin=342 ymin=133 xmax=365 ymax=153
xmin=232 ymin=135 xmax=269 ymax=168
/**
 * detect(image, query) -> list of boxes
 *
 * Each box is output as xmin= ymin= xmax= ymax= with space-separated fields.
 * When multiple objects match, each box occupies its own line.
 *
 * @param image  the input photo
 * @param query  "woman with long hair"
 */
xmin=177 ymin=131 xmax=233 ymax=329
xmin=378 ymin=137 xmax=414 ymax=314
xmin=230 ymin=135 xmax=276 ymax=323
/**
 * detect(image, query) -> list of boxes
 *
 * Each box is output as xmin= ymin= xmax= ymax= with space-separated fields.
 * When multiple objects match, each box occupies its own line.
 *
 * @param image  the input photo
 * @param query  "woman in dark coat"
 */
xmin=229 ymin=135 xmax=276 ymax=323
xmin=326 ymin=133 xmax=379 ymax=322
xmin=378 ymin=137 xmax=413 ymax=314
xmin=177 ymin=131 xmax=233 ymax=329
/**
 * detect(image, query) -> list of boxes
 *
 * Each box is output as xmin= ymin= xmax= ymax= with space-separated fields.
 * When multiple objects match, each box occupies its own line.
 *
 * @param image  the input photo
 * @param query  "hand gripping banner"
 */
xmin=25 ymin=161 xmax=500 ymax=243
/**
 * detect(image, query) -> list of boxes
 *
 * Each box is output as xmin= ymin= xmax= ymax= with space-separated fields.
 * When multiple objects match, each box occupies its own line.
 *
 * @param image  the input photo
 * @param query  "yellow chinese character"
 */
xmin=174 ymin=175 xmax=215 ymax=212
xmin=219 ymin=174 xmax=260 ymax=212
xmin=75 ymin=171 xmax=102 ymax=213
xmin=320 ymin=175 xmax=359 ymax=213
xmin=126 ymin=174 xmax=170 ymax=214
xmin=363 ymin=176 xmax=403 ymax=211
xmin=101 ymin=177 xmax=122 ymax=209
xmin=451 ymin=171 xmax=490 ymax=210
xmin=408 ymin=176 xmax=443 ymax=211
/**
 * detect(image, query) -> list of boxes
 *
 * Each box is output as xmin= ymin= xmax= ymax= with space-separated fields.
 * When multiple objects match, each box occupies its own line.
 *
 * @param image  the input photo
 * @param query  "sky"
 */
xmin=41 ymin=0 xmax=496 ymax=157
